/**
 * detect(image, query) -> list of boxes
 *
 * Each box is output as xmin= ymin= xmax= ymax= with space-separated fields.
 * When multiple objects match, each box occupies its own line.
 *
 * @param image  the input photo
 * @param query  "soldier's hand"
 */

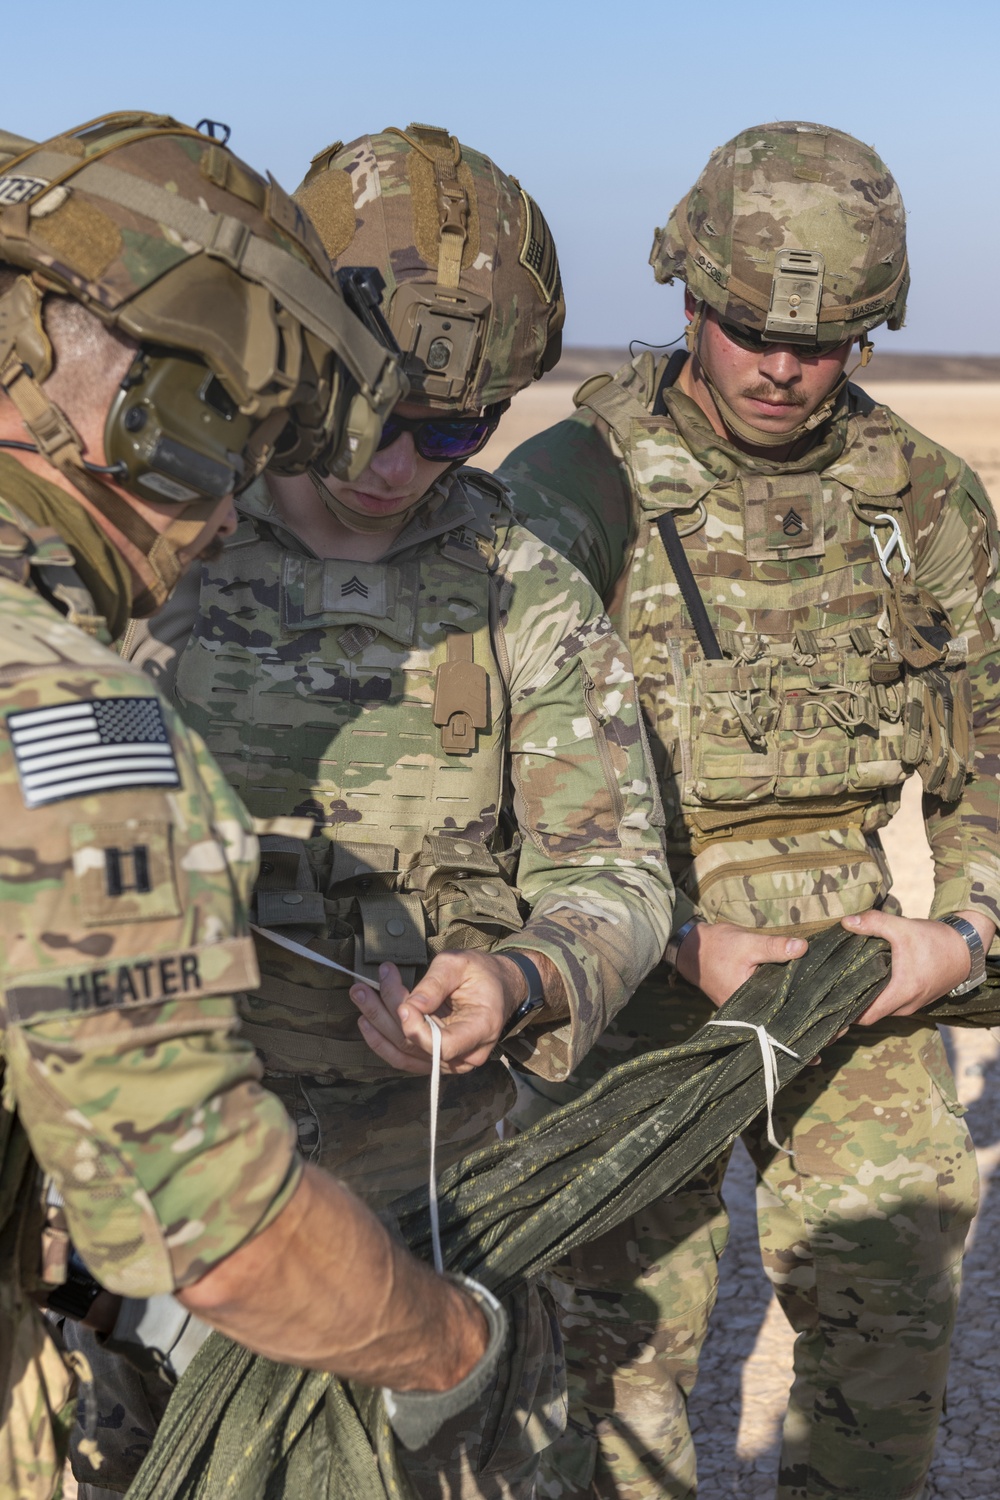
xmin=675 ymin=920 xmax=807 ymax=1006
xmin=349 ymin=951 xmax=528 ymax=1074
xmin=842 ymin=908 xmax=995 ymax=1024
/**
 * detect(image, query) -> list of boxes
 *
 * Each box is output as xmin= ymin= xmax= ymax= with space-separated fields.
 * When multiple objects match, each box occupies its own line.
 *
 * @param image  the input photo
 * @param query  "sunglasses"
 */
xmin=376 ymin=409 xmax=501 ymax=462
xmin=716 ymin=318 xmax=841 ymax=360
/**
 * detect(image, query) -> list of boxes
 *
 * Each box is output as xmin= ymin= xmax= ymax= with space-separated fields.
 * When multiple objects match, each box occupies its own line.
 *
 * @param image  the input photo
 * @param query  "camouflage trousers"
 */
xmin=511 ymin=967 xmax=978 ymax=1500
xmin=0 ymin=1298 xmax=75 ymax=1500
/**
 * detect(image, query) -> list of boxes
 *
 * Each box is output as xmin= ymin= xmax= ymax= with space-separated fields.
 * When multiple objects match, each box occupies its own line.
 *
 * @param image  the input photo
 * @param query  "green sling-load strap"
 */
xmin=129 ymin=927 xmax=1000 ymax=1499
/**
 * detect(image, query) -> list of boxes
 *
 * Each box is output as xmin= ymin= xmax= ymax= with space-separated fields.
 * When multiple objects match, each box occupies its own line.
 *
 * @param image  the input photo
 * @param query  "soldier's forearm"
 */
xmin=177 ymin=1163 xmax=488 ymax=1390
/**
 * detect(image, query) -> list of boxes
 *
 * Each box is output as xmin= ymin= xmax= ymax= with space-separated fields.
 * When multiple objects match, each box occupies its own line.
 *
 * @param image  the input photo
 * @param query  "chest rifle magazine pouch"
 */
xmin=254 ymin=835 xmax=326 ymax=935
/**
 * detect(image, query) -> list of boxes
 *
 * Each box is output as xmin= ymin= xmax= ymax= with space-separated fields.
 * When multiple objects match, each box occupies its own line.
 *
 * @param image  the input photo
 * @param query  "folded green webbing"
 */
xmin=129 ymin=929 xmax=1000 ymax=1498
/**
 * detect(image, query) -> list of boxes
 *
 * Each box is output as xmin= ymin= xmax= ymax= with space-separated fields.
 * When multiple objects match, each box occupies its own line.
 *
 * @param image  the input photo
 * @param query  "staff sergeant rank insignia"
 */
xmin=7 ymin=697 xmax=180 ymax=807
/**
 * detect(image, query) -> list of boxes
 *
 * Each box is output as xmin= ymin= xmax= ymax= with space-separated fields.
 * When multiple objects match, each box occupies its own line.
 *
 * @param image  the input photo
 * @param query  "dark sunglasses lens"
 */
xmin=376 ymin=415 xmax=403 ymax=452
xmin=720 ymin=319 xmax=828 ymax=358
xmin=417 ymin=419 xmax=494 ymax=461
xmin=720 ymin=320 xmax=766 ymax=352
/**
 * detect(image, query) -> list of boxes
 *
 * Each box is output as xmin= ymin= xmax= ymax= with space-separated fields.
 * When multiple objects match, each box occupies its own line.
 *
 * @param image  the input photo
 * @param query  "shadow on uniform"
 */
xmin=686 ymin=1141 xmax=777 ymax=1493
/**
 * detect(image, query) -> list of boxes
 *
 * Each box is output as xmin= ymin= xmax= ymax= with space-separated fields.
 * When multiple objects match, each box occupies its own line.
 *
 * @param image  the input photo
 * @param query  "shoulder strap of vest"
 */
xmin=574 ymin=351 xmax=687 ymax=446
xmin=0 ymin=494 xmax=102 ymax=632
xmin=574 ymin=374 xmax=649 ymax=447
xmin=447 ymin=469 xmax=514 ymax=564
xmin=830 ymin=388 xmax=911 ymax=504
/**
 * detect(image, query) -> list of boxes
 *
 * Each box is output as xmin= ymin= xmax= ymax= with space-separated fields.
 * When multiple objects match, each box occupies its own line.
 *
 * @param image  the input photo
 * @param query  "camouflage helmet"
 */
xmin=0 ymin=111 xmax=405 ymax=487
xmin=294 ymin=123 xmax=564 ymax=411
xmin=651 ymin=121 xmax=909 ymax=347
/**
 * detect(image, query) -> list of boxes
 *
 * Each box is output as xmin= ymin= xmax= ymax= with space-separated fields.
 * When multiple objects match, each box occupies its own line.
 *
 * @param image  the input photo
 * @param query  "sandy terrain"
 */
xmin=482 ymin=372 xmax=1000 ymax=1497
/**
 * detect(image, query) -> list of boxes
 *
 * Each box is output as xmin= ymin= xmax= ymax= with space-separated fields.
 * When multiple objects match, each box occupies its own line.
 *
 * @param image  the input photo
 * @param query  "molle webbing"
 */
xmin=238 ymin=1020 xmax=392 ymax=1080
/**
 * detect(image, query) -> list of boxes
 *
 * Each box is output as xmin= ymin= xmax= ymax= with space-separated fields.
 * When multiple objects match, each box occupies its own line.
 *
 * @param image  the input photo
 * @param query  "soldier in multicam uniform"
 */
xmin=499 ymin=121 xmax=998 ymax=1500
xmin=0 ymin=114 xmax=513 ymax=1500
xmin=126 ymin=123 xmax=675 ymax=1499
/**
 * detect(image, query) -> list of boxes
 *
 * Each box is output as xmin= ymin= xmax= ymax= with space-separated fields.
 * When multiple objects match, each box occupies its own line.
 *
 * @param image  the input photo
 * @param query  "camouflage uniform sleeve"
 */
xmin=492 ymin=524 xmax=673 ymax=1081
xmin=898 ymin=415 xmax=1000 ymax=931
xmin=497 ymin=408 xmax=633 ymax=603
xmin=0 ymin=653 xmax=300 ymax=1297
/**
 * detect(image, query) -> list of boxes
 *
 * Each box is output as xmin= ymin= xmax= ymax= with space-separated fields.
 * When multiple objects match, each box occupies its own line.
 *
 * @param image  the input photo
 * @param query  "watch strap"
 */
xmin=498 ymin=951 xmax=546 ymax=1038
xmin=665 ymin=915 xmax=705 ymax=970
xmin=938 ymin=914 xmax=987 ymax=997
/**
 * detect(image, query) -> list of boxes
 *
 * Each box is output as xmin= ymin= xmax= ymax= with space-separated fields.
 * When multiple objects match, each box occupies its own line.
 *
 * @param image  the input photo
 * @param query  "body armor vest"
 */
xmin=578 ymin=361 xmax=973 ymax=934
xmin=175 ymin=472 xmax=526 ymax=1077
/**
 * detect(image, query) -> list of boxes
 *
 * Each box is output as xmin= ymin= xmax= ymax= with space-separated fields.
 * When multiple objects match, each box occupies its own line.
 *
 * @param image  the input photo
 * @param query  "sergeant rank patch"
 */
xmin=8 ymin=697 xmax=180 ymax=807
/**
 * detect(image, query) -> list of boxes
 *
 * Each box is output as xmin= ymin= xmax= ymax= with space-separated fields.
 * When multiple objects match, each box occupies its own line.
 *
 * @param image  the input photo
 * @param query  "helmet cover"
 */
xmin=651 ymin=121 xmax=908 ymax=345
xmin=295 ymin=123 xmax=565 ymax=411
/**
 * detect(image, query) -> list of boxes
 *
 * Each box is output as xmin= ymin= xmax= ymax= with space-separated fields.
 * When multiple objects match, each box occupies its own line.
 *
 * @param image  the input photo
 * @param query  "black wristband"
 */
xmin=498 ymin=951 xmax=546 ymax=1038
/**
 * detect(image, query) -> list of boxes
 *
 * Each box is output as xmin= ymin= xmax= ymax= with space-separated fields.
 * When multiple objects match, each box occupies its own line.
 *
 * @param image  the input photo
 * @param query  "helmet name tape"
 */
xmin=765 ymin=250 xmax=825 ymax=342
xmin=0 ymin=174 xmax=48 ymax=207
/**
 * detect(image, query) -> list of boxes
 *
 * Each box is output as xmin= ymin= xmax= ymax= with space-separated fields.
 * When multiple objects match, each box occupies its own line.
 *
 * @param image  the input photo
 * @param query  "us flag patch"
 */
xmin=8 ymin=698 xmax=180 ymax=808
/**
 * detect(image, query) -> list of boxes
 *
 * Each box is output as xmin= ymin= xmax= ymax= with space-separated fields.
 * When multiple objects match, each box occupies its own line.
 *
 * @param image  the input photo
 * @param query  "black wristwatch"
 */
xmin=499 ymin=952 xmax=546 ymax=1038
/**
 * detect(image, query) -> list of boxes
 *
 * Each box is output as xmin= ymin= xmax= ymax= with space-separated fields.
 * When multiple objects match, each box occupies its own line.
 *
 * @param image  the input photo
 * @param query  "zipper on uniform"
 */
xmin=580 ymin=663 xmax=625 ymax=825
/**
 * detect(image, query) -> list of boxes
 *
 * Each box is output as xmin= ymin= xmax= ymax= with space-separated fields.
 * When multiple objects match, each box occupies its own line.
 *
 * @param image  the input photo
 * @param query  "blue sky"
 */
xmin=8 ymin=0 xmax=999 ymax=352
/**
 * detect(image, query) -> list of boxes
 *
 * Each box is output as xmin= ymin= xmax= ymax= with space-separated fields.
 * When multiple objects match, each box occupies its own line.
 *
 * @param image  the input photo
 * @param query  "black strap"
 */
xmin=648 ymin=349 xmax=722 ymax=658
xmin=655 ymin=513 xmax=723 ymax=660
xmin=650 ymin=349 xmax=688 ymax=418
xmin=648 ymin=349 xmax=723 ymax=659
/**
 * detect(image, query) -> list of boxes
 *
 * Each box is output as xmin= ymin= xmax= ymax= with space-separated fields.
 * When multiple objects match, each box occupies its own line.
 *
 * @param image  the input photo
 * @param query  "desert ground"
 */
xmin=482 ymin=368 xmax=1000 ymax=1498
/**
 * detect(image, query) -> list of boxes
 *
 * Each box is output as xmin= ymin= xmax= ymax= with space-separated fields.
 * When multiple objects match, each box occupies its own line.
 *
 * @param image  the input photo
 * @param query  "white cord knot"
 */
xmin=426 ymin=1015 xmax=444 ymax=1273
xmin=705 ymin=1019 xmax=800 ymax=1154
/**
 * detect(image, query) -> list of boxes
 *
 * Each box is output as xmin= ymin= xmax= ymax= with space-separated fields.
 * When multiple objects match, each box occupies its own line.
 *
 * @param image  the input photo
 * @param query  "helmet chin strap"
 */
xmin=687 ymin=303 xmax=857 ymax=451
xmin=307 ymin=468 xmax=424 ymax=534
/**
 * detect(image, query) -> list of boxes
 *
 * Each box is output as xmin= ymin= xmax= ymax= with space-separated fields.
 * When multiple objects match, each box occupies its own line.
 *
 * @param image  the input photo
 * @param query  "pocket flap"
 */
xmin=358 ymin=892 xmax=427 ymax=967
xmin=256 ymin=889 xmax=327 ymax=927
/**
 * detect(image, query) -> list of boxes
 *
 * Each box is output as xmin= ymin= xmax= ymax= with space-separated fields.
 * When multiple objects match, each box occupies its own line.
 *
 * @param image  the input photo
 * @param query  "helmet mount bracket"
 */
xmin=765 ymin=250 xmax=825 ymax=343
xmin=388 ymin=283 xmax=490 ymax=406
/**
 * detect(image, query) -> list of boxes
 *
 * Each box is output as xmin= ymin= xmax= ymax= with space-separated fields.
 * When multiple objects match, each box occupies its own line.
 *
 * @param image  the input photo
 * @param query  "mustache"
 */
xmin=740 ymin=381 xmax=809 ymax=409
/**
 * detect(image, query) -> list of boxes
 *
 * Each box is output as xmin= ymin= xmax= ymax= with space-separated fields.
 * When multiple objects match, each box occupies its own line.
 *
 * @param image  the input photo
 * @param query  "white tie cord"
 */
xmin=251 ymin=923 xmax=446 ymax=1271
xmin=250 ymin=923 xmax=381 ymax=991
xmin=705 ymin=1018 xmax=800 ymax=1154
xmin=425 ymin=1016 xmax=444 ymax=1273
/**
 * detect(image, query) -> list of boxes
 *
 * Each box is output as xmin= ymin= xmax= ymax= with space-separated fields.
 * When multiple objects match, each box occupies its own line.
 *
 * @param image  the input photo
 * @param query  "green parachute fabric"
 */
xmin=129 ymin=928 xmax=1000 ymax=1499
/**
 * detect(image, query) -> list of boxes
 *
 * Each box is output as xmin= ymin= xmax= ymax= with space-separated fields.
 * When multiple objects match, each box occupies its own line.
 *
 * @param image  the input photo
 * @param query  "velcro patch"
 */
xmin=8 ymin=697 xmax=180 ymax=808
